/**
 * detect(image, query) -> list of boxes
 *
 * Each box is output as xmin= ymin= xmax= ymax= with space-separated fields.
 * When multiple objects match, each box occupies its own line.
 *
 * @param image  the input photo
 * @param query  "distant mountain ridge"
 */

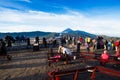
xmin=62 ymin=28 xmax=96 ymax=38
xmin=62 ymin=28 xmax=74 ymax=33
xmin=0 ymin=31 xmax=53 ymax=38
xmin=0 ymin=28 xmax=96 ymax=38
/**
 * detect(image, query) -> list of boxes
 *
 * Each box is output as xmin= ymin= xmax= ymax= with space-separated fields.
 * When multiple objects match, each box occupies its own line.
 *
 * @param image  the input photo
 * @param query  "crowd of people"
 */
xmin=0 ymin=34 xmax=120 ymax=62
xmin=0 ymin=34 xmax=120 ymax=80
xmin=47 ymin=35 xmax=120 ymax=66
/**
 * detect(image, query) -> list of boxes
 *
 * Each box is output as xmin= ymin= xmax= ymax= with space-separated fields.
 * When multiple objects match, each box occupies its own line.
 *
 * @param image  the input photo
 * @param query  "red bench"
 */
xmin=91 ymin=66 xmax=120 ymax=80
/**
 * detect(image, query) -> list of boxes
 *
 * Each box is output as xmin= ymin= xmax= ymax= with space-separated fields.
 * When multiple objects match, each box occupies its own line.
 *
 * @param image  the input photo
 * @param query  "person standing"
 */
xmin=76 ymin=40 xmax=81 ymax=53
xmin=86 ymin=42 xmax=90 ymax=53
xmin=115 ymin=40 xmax=119 ymax=51
xmin=104 ymin=40 xmax=108 ymax=50
xmin=0 ymin=39 xmax=11 ymax=60
xmin=35 ymin=36 xmax=39 ymax=44
xmin=43 ymin=37 xmax=47 ymax=48
xmin=0 ymin=39 xmax=7 ymax=55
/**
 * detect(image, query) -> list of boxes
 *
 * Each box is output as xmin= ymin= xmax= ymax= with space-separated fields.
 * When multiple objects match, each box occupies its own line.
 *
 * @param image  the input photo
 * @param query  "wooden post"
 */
xmin=73 ymin=70 xmax=79 ymax=80
xmin=90 ymin=68 xmax=97 ymax=80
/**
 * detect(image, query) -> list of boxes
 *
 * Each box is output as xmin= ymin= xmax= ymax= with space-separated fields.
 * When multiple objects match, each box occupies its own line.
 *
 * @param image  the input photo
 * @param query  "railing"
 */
xmin=91 ymin=66 xmax=120 ymax=80
xmin=49 ymin=66 xmax=94 ymax=80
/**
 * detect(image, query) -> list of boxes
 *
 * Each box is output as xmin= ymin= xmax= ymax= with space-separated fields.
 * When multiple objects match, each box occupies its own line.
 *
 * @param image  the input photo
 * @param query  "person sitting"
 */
xmin=100 ymin=50 xmax=109 ymax=66
xmin=58 ymin=45 xmax=72 ymax=56
xmin=58 ymin=45 xmax=73 ymax=64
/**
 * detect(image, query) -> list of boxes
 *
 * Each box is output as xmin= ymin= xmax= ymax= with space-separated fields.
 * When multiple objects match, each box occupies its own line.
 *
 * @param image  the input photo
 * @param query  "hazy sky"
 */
xmin=0 ymin=0 xmax=120 ymax=37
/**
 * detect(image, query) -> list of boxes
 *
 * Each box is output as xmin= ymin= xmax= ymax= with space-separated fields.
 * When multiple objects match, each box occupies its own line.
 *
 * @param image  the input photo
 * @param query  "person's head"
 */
xmin=104 ymin=50 xmax=107 ymax=54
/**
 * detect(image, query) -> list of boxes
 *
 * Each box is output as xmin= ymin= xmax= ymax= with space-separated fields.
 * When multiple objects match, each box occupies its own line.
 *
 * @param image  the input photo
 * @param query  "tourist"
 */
xmin=86 ymin=42 xmax=90 ymax=53
xmin=35 ymin=36 xmax=39 ymax=44
xmin=0 ymin=39 xmax=7 ymax=55
xmin=76 ymin=40 xmax=81 ymax=53
xmin=104 ymin=39 xmax=108 ymax=50
xmin=100 ymin=50 xmax=109 ymax=66
xmin=43 ymin=37 xmax=47 ymax=48
xmin=107 ymin=41 xmax=112 ymax=50
xmin=115 ymin=40 xmax=119 ymax=51
xmin=58 ymin=45 xmax=72 ymax=56
xmin=0 ymin=39 xmax=11 ymax=60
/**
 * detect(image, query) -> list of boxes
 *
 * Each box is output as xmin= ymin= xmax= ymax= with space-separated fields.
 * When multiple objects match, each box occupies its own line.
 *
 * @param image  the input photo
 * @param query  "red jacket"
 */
xmin=115 ymin=41 xmax=119 ymax=47
xmin=100 ymin=53 xmax=109 ymax=63
xmin=80 ymin=37 xmax=83 ymax=42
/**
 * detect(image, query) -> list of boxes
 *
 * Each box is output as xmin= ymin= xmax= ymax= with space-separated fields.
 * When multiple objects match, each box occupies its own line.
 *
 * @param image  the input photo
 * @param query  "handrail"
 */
xmin=91 ymin=66 xmax=120 ymax=80
xmin=51 ymin=66 xmax=95 ymax=80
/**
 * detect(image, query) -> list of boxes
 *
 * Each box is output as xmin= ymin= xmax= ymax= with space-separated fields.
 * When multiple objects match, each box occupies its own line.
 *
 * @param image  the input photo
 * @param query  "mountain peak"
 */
xmin=62 ymin=28 xmax=73 ymax=33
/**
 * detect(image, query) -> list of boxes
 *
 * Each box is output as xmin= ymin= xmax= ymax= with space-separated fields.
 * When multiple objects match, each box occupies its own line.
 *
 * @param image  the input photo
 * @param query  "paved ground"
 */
xmin=0 ymin=47 xmax=120 ymax=80
xmin=0 ymin=48 xmax=87 ymax=80
xmin=0 ymin=49 xmax=49 ymax=80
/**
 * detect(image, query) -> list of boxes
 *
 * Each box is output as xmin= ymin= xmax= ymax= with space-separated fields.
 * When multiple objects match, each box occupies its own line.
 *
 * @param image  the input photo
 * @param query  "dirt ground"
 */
xmin=0 ymin=47 xmax=120 ymax=80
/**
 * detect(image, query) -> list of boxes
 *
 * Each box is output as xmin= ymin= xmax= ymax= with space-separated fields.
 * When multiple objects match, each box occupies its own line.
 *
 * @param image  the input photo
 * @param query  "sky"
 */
xmin=0 ymin=0 xmax=120 ymax=37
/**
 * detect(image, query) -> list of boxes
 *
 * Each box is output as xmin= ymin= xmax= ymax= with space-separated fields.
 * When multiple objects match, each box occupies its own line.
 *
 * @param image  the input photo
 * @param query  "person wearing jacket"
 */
xmin=100 ymin=50 xmax=109 ymax=66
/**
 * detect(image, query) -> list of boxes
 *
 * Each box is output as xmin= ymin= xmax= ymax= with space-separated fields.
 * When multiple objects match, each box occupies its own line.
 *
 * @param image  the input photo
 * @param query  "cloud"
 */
xmin=0 ymin=0 xmax=28 ymax=10
xmin=0 ymin=8 xmax=120 ymax=37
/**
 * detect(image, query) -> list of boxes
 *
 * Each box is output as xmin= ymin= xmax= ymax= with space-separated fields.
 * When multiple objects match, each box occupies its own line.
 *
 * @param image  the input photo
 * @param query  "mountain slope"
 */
xmin=0 ymin=31 xmax=52 ymax=38
xmin=0 ymin=28 xmax=96 ymax=39
xmin=62 ymin=28 xmax=74 ymax=33
xmin=62 ymin=28 xmax=96 ymax=38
